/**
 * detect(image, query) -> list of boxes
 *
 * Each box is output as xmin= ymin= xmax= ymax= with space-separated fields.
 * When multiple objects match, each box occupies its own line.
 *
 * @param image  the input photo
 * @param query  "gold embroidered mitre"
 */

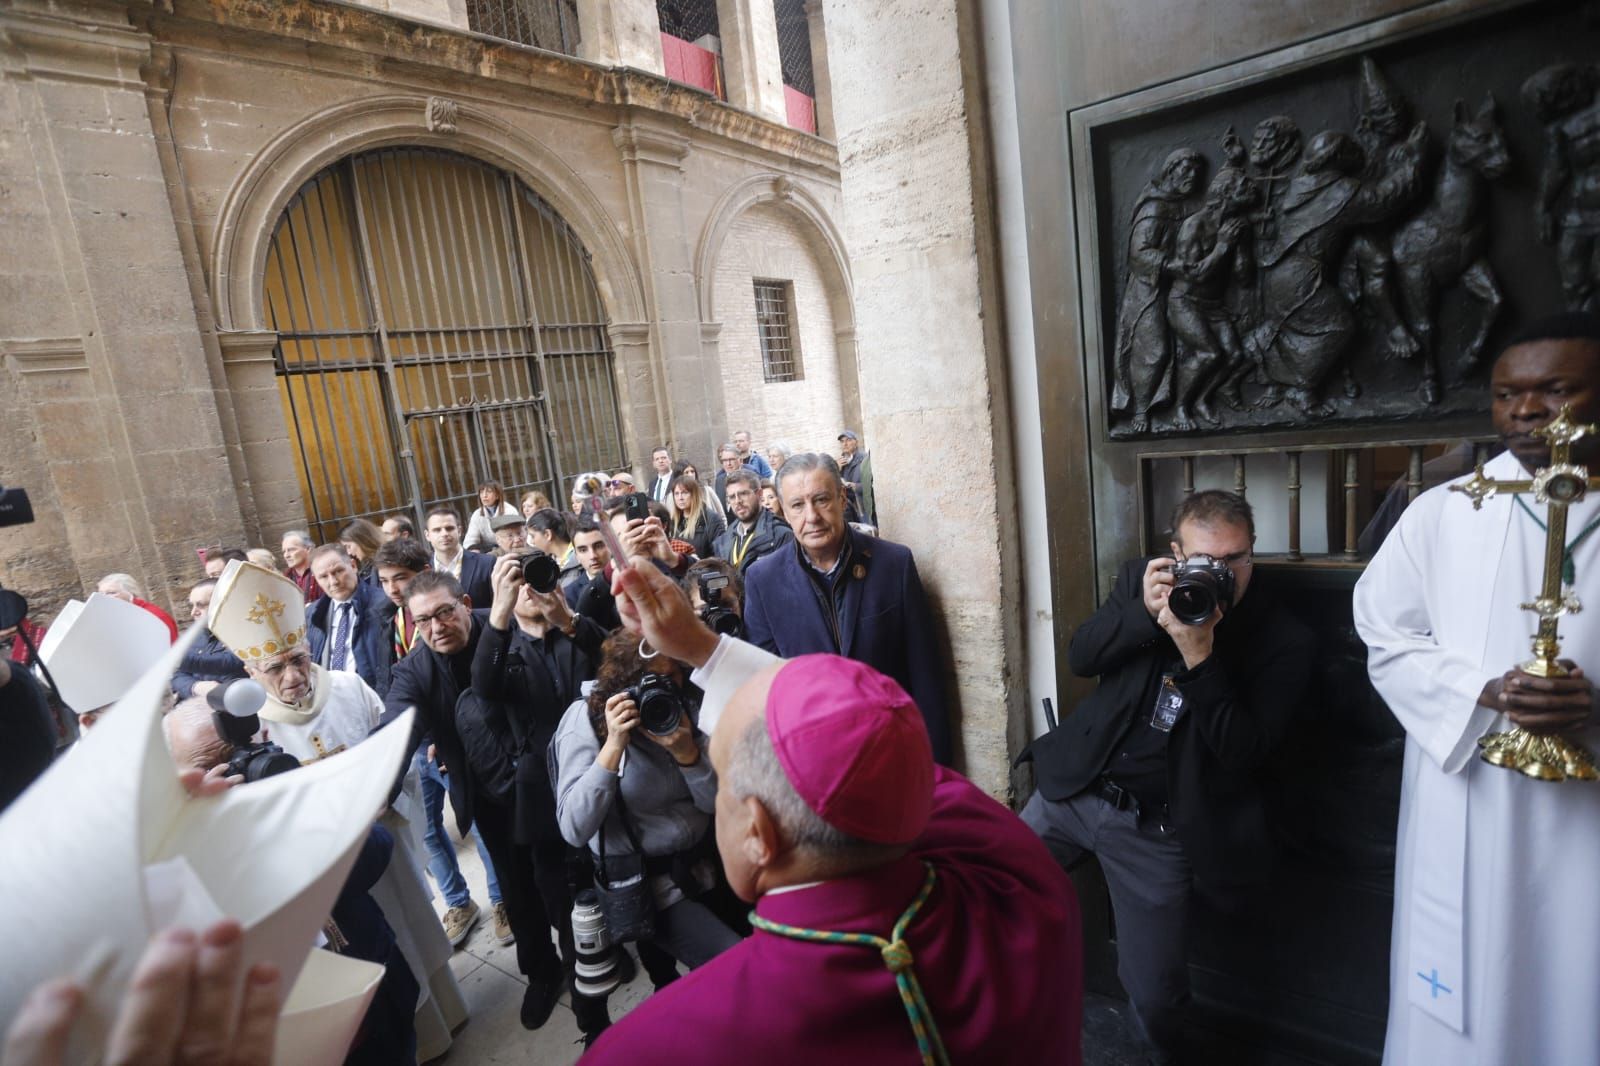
xmin=209 ymin=560 xmax=307 ymax=661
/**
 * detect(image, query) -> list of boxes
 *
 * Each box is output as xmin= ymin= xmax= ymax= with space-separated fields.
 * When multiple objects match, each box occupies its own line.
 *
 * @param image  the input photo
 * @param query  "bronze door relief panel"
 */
xmin=1079 ymin=0 xmax=1600 ymax=444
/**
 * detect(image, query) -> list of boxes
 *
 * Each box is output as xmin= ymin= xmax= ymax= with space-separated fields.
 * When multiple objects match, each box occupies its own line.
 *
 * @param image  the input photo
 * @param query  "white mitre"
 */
xmin=36 ymin=592 xmax=171 ymax=715
xmin=0 ymin=626 xmax=418 ymax=1065
xmin=209 ymin=559 xmax=306 ymax=662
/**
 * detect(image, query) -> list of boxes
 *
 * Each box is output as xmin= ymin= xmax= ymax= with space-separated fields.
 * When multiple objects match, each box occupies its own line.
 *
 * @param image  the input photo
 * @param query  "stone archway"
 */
xmin=211 ymin=94 xmax=647 ymax=333
xmin=694 ymin=173 xmax=860 ymax=432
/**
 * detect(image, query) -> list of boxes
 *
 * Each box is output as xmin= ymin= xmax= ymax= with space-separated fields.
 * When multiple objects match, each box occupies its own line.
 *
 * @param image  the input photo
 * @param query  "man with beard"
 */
xmin=1111 ymin=148 xmax=1205 ymax=434
xmin=712 ymin=469 xmax=793 ymax=574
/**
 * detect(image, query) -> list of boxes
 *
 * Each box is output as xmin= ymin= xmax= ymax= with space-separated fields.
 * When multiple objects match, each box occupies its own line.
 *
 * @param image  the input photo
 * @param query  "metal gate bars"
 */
xmin=263 ymin=147 xmax=624 ymax=541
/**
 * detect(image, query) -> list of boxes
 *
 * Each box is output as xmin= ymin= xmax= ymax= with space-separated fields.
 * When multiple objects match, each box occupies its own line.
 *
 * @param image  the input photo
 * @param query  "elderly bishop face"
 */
xmin=710 ymin=654 xmax=935 ymax=903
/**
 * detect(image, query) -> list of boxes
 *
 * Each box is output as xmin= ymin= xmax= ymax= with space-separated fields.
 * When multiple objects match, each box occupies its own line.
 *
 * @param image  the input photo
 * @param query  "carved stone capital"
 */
xmin=607 ymin=322 xmax=652 ymax=348
xmin=0 ymin=4 xmax=151 ymax=90
xmin=217 ymin=330 xmax=281 ymax=368
xmin=612 ymin=124 xmax=691 ymax=171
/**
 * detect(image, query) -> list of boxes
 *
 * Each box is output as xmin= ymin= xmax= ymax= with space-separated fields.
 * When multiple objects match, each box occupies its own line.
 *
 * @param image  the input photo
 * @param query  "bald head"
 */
xmin=163 ymin=696 xmax=233 ymax=772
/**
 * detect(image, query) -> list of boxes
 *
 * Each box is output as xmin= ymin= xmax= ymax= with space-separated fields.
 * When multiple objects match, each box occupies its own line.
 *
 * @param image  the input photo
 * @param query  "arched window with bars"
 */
xmin=262 ymin=147 xmax=626 ymax=541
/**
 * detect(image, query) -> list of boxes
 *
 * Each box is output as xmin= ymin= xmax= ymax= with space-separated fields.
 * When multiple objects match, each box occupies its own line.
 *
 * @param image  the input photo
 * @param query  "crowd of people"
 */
xmin=3 ymin=313 xmax=1599 ymax=1066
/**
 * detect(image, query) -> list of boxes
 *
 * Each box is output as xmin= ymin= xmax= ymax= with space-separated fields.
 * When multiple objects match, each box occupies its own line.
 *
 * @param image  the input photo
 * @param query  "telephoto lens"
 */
xmin=520 ymin=549 xmax=562 ymax=594
xmin=572 ymin=889 xmax=622 ymax=997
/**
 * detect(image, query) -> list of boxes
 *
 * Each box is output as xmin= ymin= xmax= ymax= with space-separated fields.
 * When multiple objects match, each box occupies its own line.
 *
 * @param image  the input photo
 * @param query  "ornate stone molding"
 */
xmin=425 ymin=96 xmax=459 ymax=134
xmin=3 ymin=337 xmax=88 ymax=377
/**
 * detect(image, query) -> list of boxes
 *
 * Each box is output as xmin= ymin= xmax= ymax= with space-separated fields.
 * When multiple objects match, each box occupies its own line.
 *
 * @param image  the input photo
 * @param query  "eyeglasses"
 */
xmin=258 ymin=652 xmax=312 ymax=680
xmin=411 ymin=603 xmax=464 ymax=629
xmin=610 ymin=479 xmax=633 ymax=488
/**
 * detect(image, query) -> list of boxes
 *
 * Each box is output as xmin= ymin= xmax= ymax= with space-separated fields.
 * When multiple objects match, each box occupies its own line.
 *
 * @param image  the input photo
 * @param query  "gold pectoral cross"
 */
xmin=1451 ymin=405 xmax=1600 ymax=782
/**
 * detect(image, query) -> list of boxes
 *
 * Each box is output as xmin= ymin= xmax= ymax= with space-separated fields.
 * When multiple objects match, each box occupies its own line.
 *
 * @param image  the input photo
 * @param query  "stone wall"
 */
xmin=0 ymin=0 xmax=846 ymax=620
xmin=820 ymin=0 xmax=1022 ymax=796
xmin=711 ymin=201 xmax=846 ymax=457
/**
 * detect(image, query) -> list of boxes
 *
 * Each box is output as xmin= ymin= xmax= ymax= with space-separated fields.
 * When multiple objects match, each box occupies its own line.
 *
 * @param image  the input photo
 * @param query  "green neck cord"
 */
xmin=1513 ymin=495 xmax=1600 ymax=586
xmin=748 ymin=862 xmax=951 ymax=1066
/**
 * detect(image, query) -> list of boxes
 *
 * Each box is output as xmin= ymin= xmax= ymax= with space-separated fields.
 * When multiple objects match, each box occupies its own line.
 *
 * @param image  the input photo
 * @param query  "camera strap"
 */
xmin=597 ymin=785 xmax=646 ymax=885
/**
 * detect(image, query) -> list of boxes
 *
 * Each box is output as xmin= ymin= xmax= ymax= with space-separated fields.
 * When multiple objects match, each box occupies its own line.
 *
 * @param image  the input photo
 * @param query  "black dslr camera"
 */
xmin=628 ymin=672 xmax=690 ymax=737
xmin=519 ymin=549 xmax=562 ymax=594
xmin=1167 ymin=555 xmax=1236 ymax=626
xmin=208 ymin=679 xmax=299 ymax=782
xmin=696 ymin=571 xmax=743 ymax=638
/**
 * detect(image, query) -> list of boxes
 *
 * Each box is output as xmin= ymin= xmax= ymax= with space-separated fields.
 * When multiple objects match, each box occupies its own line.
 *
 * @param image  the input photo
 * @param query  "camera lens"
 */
xmin=520 ymin=550 xmax=561 ymax=594
xmin=702 ymin=606 xmax=743 ymax=638
xmin=571 ymin=889 xmax=621 ymax=997
xmin=230 ymin=744 xmax=300 ymax=782
xmin=1168 ymin=579 xmax=1218 ymax=626
xmin=630 ymin=674 xmax=685 ymax=737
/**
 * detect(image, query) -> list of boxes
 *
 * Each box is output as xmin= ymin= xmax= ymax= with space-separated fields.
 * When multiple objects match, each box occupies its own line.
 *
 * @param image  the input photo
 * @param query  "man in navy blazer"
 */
xmin=741 ymin=453 xmax=952 ymax=764
xmin=306 ymin=544 xmax=391 ymax=693
xmin=424 ymin=505 xmax=496 ymax=607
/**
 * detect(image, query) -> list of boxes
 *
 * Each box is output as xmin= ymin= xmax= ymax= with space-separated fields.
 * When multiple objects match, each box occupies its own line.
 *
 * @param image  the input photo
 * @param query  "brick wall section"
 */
xmin=711 ymin=201 xmax=843 ymax=462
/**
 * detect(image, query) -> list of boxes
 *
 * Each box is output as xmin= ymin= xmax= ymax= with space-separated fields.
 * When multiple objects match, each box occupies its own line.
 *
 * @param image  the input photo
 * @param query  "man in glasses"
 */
xmin=383 ymin=570 xmax=576 ymax=1034
xmin=1018 ymin=490 xmax=1314 ymax=1064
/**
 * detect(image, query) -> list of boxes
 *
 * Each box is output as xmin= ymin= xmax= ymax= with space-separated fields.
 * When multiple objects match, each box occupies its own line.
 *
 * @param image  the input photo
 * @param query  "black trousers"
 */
xmin=474 ymin=798 xmax=611 ymax=1034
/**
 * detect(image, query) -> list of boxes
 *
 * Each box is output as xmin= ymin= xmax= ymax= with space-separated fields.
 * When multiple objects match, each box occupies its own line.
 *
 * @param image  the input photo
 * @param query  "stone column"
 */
xmin=716 ymin=0 xmax=787 ymax=123
xmin=576 ymin=0 xmax=665 ymax=75
xmin=613 ymin=121 xmax=728 ymax=467
xmin=217 ymin=332 xmax=304 ymax=544
xmin=802 ymin=0 xmax=835 ymax=139
xmin=1 ymin=0 xmax=245 ymax=615
xmin=606 ymin=321 xmax=668 ymax=477
xmin=819 ymin=0 xmax=1023 ymax=796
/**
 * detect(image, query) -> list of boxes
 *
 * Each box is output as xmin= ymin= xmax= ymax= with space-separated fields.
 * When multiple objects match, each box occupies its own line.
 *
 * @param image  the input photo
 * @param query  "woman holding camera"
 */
xmin=667 ymin=474 xmax=726 ymax=559
xmin=551 ymin=629 xmax=741 ymax=971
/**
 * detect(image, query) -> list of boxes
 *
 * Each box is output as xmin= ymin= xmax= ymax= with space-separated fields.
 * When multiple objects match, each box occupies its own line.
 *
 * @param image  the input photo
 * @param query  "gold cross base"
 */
xmin=1478 ymin=728 xmax=1599 ymax=782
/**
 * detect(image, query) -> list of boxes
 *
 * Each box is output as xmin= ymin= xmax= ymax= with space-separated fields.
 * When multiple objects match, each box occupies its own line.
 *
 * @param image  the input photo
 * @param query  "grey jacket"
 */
xmin=551 ymin=695 xmax=716 ymax=858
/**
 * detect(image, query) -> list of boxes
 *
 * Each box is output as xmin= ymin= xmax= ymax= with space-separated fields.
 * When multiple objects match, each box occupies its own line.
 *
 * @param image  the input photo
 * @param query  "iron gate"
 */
xmin=263 ymin=147 xmax=625 ymax=541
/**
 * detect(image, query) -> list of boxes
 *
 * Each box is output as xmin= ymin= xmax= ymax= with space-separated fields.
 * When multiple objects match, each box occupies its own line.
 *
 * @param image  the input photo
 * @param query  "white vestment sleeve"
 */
xmin=1354 ymin=503 xmax=1500 ymax=774
xmin=691 ymin=636 xmax=783 ymax=735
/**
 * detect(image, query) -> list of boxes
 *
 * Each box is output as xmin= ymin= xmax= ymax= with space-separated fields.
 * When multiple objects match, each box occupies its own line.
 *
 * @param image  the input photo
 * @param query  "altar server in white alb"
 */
xmin=209 ymin=560 xmax=469 ymax=1060
xmin=1354 ymin=312 xmax=1600 ymax=1066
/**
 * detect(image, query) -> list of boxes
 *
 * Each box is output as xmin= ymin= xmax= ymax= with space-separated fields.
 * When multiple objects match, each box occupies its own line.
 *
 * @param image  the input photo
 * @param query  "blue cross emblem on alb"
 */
xmin=1416 ymin=969 xmax=1452 ymax=998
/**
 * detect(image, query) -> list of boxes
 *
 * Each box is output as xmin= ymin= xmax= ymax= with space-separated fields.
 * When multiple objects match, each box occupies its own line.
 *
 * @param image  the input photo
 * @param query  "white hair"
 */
xmin=98 ymin=573 xmax=142 ymax=599
xmin=281 ymin=530 xmax=313 ymax=549
xmin=724 ymin=715 xmax=882 ymax=857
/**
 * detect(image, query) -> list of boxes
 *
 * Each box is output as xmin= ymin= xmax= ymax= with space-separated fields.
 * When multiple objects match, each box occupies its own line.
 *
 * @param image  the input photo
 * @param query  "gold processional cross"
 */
xmin=1451 ymin=405 xmax=1600 ymax=782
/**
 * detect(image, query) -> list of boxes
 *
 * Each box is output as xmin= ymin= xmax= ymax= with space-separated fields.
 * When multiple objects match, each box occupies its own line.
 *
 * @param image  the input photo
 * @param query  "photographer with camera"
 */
xmin=686 ymin=558 xmax=744 ymax=640
xmin=550 ymin=629 xmax=740 ymax=982
xmin=1019 ymin=490 xmax=1313 ymax=1063
xmin=711 ymin=469 xmax=792 ymax=574
xmin=462 ymin=552 xmax=616 ymax=1041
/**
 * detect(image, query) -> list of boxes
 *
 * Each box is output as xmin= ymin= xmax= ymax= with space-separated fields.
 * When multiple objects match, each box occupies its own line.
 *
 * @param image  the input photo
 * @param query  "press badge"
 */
xmin=1150 ymin=676 xmax=1185 ymax=733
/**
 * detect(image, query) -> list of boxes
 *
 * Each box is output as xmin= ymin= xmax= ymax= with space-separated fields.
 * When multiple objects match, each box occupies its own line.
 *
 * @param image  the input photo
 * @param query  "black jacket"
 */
xmin=171 ymin=631 xmax=248 ymax=699
xmin=711 ymin=508 xmax=795 ymax=573
xmin=306 ymin=582 xmax=391 ymax=693
xmin=381 ymin=609 xmax=492 ymax=835
xmin=672 ymin=507 xmax=726 ymax=559
xmin=1021 ymin=557 xmax=1314 ymax=903
xmin=470 ymin=618 xmax=605 ymax=845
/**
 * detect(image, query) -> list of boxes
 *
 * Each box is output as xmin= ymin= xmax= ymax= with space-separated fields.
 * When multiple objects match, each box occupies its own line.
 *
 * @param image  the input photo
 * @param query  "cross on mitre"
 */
xmin=1449 ymin=404 xmax=1600 ymax=781
xmin=246 ymin=592 xmax=287 ymax=642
